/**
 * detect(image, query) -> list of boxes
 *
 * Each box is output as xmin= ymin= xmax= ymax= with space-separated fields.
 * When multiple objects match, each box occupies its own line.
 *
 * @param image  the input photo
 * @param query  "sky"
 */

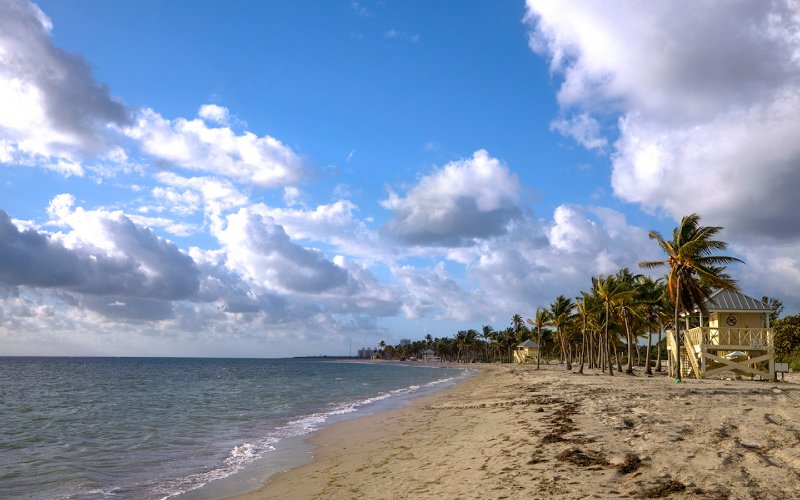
xmin=2 ymin=0 xmax=800 ymax=357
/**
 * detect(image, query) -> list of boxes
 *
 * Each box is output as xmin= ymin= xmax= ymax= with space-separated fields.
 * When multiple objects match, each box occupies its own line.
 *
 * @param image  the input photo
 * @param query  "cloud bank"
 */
xmin=526 ymin=0 xmax=800 ymax=307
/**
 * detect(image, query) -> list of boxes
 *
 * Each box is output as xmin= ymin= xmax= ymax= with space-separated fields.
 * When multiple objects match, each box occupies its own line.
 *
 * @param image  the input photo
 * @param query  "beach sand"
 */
xmin=233 ymin=363 xmax=800 ymax=499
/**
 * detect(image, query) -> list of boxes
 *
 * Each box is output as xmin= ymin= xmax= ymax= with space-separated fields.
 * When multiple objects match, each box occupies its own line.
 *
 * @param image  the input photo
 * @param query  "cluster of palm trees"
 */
xmin=378 ymin=214 xmax=743 ymax=381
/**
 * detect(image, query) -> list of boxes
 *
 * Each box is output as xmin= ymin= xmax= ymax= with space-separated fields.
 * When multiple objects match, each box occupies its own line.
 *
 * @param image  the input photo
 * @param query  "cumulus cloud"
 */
xmin=128 ymin=107 xmax=305 ymax=188
xmin=525 ymin=0 xmax=800 ymax=305
xmin=526 ymin=1 xmax=800 ymax=122
xmin=245 ymin=200 xmax=392 ymax=264
xmin=394 ymin=262 xmax=489 ymax=321
xmin=381 ymin=150 xmax=522 ymax=246
xmin=1 ymin=203 xmax=199 ymax=304
xmin=154 ymin=172 xmax=249 ymax=217
xmin=217 ymin=208 xmax=350 ymax=294
xmin=550 ymin=113 xmax=607 ymax=151
xmin=526 ymin=1 xmax=800 ymax=239
xmin=0 ymin=0 xmax=130 ymax=159
xmin=197 ymin=104 xmax=230 ymax=125
xmin=465 ymin=205 xmax=654 ymax=315
xmin=386 ymin=205 xmax=654 ymax=324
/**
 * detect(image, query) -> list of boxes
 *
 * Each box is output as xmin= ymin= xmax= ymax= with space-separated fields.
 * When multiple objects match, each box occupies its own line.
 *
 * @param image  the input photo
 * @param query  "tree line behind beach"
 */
xmin=378 ymin=214 xmax=800 ymax=375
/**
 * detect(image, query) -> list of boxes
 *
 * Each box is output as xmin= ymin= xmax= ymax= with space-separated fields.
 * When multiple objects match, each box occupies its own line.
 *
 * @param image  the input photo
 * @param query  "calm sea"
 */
xmin=0 ymin=357 xmax=470 ymax=499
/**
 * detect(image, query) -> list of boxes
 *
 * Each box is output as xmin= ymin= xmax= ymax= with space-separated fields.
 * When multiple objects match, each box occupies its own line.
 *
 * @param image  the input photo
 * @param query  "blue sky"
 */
xmin=2 ymin=0 xmax=799 ymax=357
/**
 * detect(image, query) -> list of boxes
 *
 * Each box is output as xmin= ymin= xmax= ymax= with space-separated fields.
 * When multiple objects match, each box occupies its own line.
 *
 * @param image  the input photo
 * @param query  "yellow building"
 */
xmin=667 ymin=289 xmax=775 ymax=380
xmin=513 ymin=339 xmax=539 ymax=364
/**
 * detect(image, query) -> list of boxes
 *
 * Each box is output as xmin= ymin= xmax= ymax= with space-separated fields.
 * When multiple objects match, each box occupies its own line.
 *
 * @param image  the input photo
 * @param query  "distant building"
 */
xmin=399 ymin=338 xmax=411 ymax=346
xmin=357 ymin=347 xmax=377 ymax=359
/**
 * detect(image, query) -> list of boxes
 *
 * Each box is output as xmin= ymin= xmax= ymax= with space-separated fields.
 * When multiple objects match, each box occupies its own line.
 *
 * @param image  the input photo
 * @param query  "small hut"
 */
xmin=420 ymin=348 xmax=436 ymax=361
xmin=667 ymin=290 xmax=775 ymax=380
xmin=514 ymin=339 xmax=539 ymax=364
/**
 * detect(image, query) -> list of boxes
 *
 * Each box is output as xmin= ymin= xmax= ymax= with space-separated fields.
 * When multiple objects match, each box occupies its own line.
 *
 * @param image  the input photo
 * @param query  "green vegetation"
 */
xmin=774 ymin=314 xmax=800 ymax=365
xmin=377 ymin=214 xmax=797 ymax=375
xmin=639 ymin=213 xmax=743 ymax=381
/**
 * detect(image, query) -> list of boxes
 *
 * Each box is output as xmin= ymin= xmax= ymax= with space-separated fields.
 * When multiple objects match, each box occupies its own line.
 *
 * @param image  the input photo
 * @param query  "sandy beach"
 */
xmin=233 ymin=363 xmax=800 ymax=499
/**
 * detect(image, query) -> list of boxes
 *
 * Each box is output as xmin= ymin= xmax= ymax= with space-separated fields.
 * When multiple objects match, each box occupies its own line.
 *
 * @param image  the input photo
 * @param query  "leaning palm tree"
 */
xmin=639 ymin=213 xmax=743 ymax=382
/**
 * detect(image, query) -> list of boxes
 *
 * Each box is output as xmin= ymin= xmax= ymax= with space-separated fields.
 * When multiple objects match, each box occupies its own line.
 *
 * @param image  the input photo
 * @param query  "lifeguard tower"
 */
xmin=513 ymin=339 xmax=539 ymax=364
xmin=667 ymin=290 xmax=775 ymax=381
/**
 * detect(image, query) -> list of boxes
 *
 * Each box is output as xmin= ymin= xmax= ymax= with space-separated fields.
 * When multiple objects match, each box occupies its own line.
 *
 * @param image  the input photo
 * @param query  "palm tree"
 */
xmin=481 ymin=325 xmax=494 ymax=362
xmin=550 ymin=295 xmax=576 ymax=370
xmin=575 ymin=292 xmax=599 ymax=374
xmin=591 ymin=274 xmax=632 ymax=376
xmin=636 ymin=276 xmax=664 ymax=375
xmin=527 ymin=307 xmax=551 ymax=369
xmin=613 ymin=268 xmax=643 ymax=374
xmin=510 ymin=314 xmax=525 ymax=361
xmin=639 ymin=213 xmax=743 ymax=382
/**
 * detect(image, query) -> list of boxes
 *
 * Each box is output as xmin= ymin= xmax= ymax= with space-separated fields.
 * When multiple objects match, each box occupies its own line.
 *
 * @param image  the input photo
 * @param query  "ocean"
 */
xmin=0 ymin=357 xmax=470 ymax=499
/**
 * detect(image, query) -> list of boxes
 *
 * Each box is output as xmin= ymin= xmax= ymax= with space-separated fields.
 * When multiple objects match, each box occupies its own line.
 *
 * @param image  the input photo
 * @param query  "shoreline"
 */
xmin=227 ymin=363 xmax=489 ymax=500
xmin=230 ymin=363 xmax=800 ymax=499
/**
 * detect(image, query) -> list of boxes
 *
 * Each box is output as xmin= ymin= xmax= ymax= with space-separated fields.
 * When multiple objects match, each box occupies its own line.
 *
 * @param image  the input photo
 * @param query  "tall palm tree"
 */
xmin=613 ymin=268 xmax=643 ymax=374
xmin=575 ymin=292 xmax=598 ymax=374
xmin=510 ymin=314 xmax=525 ymax=361
xmin=591 ymin=274 xmax=632 ymax=376
xmin=527 ymin=307 xmax=551 ymax=369
xmin=481 ymin=325 xmax=494 ymax=362
xmin=550 ymin=295 xmax=576 ymax=370
xmin=639 ymin=213 xmax=743 ymax=382
xmin=636 ymin=276 xmax=664 ymax=375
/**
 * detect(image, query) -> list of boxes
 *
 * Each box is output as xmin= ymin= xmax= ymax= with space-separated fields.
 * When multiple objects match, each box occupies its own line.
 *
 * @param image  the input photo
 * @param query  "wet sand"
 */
xmin=233 ymin=363 xmax=800 ymax=499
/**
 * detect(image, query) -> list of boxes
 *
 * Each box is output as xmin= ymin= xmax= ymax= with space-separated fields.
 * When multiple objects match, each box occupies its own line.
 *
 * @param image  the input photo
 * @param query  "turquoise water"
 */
xmin=0 ymin=357 xmax=469 ymax=499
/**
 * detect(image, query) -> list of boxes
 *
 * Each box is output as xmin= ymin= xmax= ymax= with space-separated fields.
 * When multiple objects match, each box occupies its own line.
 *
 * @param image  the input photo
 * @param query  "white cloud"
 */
xmin=526 ymin=0 xmax=800 ymax=308
xmin=2 ymin=201 xmax=199 ymax=308
xmin=197 ymin=104 xmax=230 ymax=125
xmin=245 ymin=200 xmax=391 ymax=263
xmin=381 ymin=149 xmax=522 ymax=246
xmin=0 ymin=0 xmax=129 ymax=160
xmin=350 ymin=1 xmax=372 ymax=17
xmin=148 ymin=186 xmax=202 ymax=216
xmin=384 ymin=30 xmax=421 ymax=44
xmin=550 ymin=112 xmax=607 ymax=151
xmin=127 ymin=107 xmax=305 ymax=188
xmin=154 ymin=172 xmax=249 ymax=217
xmin=394 ymin=262 xmax=489 ymax=321
xmin=217 ymin=208 xmax=350 ymax=294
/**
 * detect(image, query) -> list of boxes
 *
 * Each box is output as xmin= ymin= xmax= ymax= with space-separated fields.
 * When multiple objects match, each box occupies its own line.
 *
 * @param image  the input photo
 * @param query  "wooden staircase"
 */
xmin=666 ymin=328 xmax=701 ymax=379
xmin=681 ymin=332 xmax=701 ymax=379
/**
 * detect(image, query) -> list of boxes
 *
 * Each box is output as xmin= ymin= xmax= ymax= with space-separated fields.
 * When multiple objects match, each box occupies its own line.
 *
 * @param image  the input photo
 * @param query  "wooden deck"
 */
xmin=667 ymin=327 xmax=775 ymax=381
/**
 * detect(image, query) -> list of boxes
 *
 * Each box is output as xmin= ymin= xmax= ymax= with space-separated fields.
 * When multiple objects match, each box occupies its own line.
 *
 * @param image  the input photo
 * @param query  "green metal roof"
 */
xmin=517 ymin=339 xmax=539 ymax=348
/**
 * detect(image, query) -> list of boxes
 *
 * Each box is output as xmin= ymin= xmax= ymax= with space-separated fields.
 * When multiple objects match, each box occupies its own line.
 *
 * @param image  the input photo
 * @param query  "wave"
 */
xmin=155 ymin=371 xmax=470 ymax=499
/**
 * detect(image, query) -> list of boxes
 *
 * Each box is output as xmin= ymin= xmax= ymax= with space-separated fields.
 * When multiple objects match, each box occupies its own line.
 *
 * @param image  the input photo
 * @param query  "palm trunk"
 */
xmin=536 ymin=326 xmax=541 ymax=370
xmin=656 ymin=321 xmax=663 ymax=372
xmin=645 ymin=330 xmax=653 ymax=375
xmin=624 ymin=312 xmax=634 ymax=374
xmin=578 ymin=315 xmax=586 ymax=374
xmin=674 ymin=277 xmax=682 ymax=382
xmin=605 ymin=302 xmax=614 ymax=375
xmin=559 ymin=328 xmax=571 ymax=370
